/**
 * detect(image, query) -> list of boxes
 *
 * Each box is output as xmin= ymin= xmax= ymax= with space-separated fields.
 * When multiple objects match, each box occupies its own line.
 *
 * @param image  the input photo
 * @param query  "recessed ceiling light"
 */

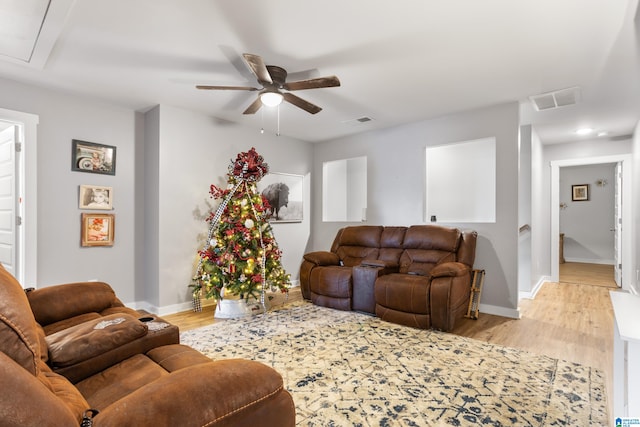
xmin=575 ymin=128 xmax=594 ymax=135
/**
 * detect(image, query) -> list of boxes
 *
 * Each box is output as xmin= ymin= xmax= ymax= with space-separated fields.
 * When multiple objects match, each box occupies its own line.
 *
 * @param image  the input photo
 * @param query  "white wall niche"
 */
xmin=425 ymin=137 xmax=496 ymax=223
xmin=322 ymin=156 xmax=367 ymax=222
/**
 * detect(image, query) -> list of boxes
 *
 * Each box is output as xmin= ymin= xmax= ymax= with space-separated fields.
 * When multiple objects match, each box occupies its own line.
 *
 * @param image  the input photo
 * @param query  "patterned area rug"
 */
xmin=180 ymin=301 xmax=607 ymax=426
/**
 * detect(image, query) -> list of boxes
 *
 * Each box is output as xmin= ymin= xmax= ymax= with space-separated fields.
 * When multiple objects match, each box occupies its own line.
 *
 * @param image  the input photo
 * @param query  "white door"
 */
xmin=0 ymin=125 xmax=18 ymax=278
xmin=614 ymin=162 xmax=622 ymax=287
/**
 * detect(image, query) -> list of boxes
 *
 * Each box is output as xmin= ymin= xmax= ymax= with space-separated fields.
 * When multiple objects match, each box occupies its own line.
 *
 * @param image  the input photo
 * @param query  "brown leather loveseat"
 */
xmin=300 ymin=225 xmax=477 ymax=331
xmin=0 ymin=265 xmax=295 ymax=426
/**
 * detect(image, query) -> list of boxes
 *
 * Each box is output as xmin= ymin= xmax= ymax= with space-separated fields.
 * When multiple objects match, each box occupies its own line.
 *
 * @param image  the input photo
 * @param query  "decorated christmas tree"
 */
xmin=192 ymin=147 xmax=290 ymax=307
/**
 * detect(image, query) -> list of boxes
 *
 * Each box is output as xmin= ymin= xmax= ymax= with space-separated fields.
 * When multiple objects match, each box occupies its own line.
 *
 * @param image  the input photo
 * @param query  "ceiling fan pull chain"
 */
xmin=261 ymin=108 xmax=264 ymax=134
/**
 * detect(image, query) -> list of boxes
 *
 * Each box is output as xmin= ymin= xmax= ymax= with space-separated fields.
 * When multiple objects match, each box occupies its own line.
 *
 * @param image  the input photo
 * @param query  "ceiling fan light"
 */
xmin=260 ymin=92 xmax=283 ymax=107
xmin=575 ymin=127 xmax=593 ymax=135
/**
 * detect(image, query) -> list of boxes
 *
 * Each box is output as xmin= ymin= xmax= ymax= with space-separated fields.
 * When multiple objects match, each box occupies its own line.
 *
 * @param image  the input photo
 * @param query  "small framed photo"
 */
xmin=257 ymin=172 xmax=304 ymax=223
xmin=81 ymin=213 xmax=115 ymax=247
xmin=572 ymin=184 xmax=589 ymax=201
xmin=72 ymin=139 xmax=116 ymax=175
xmin=79 ymin=185 xmax=113 ymax=210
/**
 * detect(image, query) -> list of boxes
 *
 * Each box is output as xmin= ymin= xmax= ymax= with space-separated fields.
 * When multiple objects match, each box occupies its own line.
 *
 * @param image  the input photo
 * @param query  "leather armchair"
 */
xmin=374 ymin=225 xmax=477 ymax=331
xmin=25 ymin=281 xmax=180 ymax=383
xmin=0 ymin=265 xmax=295 ymax=426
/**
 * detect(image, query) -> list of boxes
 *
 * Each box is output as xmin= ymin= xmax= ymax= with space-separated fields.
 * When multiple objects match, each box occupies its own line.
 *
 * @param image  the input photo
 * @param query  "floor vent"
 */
xmin=529 ymin=87 xmax=581 ymax=111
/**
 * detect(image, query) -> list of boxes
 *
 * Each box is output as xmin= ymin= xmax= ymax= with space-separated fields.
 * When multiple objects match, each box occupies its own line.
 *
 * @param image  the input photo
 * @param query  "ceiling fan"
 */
xmin=196 ymin=53 xmax=340 ymax=115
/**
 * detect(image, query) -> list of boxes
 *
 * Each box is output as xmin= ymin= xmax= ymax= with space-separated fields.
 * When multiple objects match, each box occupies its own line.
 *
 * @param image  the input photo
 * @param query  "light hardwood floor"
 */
xmin=164 ymin=262 xmax=618 ymax=421
xmin=454 ymin=262 xmax=617 ymax=423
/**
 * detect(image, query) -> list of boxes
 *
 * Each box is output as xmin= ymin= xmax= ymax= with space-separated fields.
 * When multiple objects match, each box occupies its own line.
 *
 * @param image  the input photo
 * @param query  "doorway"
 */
xmin=558 ymin=162 xmax=620 ymax=288
xmin=0 ymin=108 xmax=38 ymax=287
xmin=550 ymin=154 xmax=632 ymax=291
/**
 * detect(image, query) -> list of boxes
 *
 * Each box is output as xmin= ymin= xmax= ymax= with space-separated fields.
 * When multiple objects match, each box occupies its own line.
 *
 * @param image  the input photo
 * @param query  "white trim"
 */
xmin=478 ymin=303 xmax=521 ymax=319
xmin=0 ymin=108 xmax=38 ymax=287
xmin=130 ymin=281 xmax=301 ymax=316
xmin=519 ymin=276 xmax=549 ymax=300
xmin=127 ymin=301 xmax=188 ymax=316
xmin=550 ymin=154 xmax=632 ymax=291
xmin=563 ymin=257 xmax=614 ymax=265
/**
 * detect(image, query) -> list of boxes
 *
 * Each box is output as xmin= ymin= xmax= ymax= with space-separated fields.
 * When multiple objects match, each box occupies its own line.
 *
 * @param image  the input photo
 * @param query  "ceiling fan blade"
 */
xmin=243 ymin=97 xmax=263 ymax=115
xmin=196 ymin=85 xmax=259 ymax=91
xmin=284 ymin=76 xmax=340 ymax=91
xmin=243 ymin=53 xmax=273 ymax=84
xmin=283 ymin=93 xmax=322 ymax=114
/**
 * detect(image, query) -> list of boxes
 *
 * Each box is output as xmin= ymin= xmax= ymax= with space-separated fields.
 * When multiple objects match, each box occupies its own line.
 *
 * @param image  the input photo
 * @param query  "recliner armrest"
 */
xmin=303 ymin=251 xmax=341 ymax=266
xmin=430 ymin=262 xmax=470 ymax=278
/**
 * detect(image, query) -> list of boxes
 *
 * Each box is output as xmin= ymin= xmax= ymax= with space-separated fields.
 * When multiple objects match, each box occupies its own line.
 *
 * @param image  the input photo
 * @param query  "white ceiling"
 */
xmin=0 ymin=0 xmax=638 ymax=144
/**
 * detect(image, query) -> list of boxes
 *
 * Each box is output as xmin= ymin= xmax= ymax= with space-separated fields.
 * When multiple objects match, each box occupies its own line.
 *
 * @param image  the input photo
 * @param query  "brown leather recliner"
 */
xmin=0 ymin=265 xmax=295 ymax=427
xmin=300 ymin=225 xmax=477 ymax=332
xmin=374 ymin=225 xmax=477 ymax=331
xmin=25 ymin=281 xmax=180 ymax=383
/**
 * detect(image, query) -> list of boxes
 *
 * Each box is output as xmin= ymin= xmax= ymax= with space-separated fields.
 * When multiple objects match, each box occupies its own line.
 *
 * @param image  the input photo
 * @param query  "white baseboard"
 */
xmin=518 ymin=276 xmax=549 ymax=300
xmin=128 ymin=280 xmax=302 ymax=316
xmin=478 ymin=303 xmax=520 ymax=319
xmin=563 ymin=257 xmax=614 ymax=265
xmin=128 ymin=300 xmax=193 ymax=316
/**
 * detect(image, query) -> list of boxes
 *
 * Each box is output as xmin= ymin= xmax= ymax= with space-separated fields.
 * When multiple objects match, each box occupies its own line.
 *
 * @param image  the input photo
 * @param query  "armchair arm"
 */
xmin=0 ymin=352 xmax=81 ymax=426
xmin=430 ymin=262 xmax=472 ymax=332
xmin=302 ymin=251 xmax=341 ymax=266
xmin=94 ymin=359 xmax=295 ymax=427
xmin=430 ymin=262 xmax=470 ymax=278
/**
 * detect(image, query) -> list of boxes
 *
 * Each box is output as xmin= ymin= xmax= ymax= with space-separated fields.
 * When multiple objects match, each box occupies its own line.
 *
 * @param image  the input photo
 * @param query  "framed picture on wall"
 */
xmin=81 ymin=213 xmax=115 ymax=246
xmin=71 ymin=139 xmax=116 ymax=175
xmin=257 ymin=172 xmax=303 ymax=223
xmin=572 ymin=184 xmax=589 ymax=201
xmin=79 ymin=185 xmax=113 ymax=210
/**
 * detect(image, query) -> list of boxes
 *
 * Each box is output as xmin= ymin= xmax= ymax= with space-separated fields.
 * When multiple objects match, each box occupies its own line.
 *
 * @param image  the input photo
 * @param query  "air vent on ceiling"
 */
xmin=529 ymin=87 xmax=581 ymax=111
xmin=342 ymin=116 xmax=374 ymax=126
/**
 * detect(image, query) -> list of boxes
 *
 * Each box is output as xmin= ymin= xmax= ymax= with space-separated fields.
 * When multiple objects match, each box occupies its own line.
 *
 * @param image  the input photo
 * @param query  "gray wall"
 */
xmin=312 ymin=102 xmax=521 ymax=317
xmin=0 ymin=77 xmax=313 ymax=313
xmin=559 ymin=164 xmax=616 ymax=264
xmin=2 ymin=71 xmax=636 ymax=313
xmin=0 ymin=77 xmax=139 ymax=302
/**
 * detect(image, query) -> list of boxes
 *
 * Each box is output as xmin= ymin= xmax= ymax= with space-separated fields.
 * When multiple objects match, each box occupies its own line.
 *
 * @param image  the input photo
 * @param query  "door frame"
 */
xmin=0 ymin=108 xmax=38 ymax=286
xmin=550 ymin=154 xmax=632 ymax=290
